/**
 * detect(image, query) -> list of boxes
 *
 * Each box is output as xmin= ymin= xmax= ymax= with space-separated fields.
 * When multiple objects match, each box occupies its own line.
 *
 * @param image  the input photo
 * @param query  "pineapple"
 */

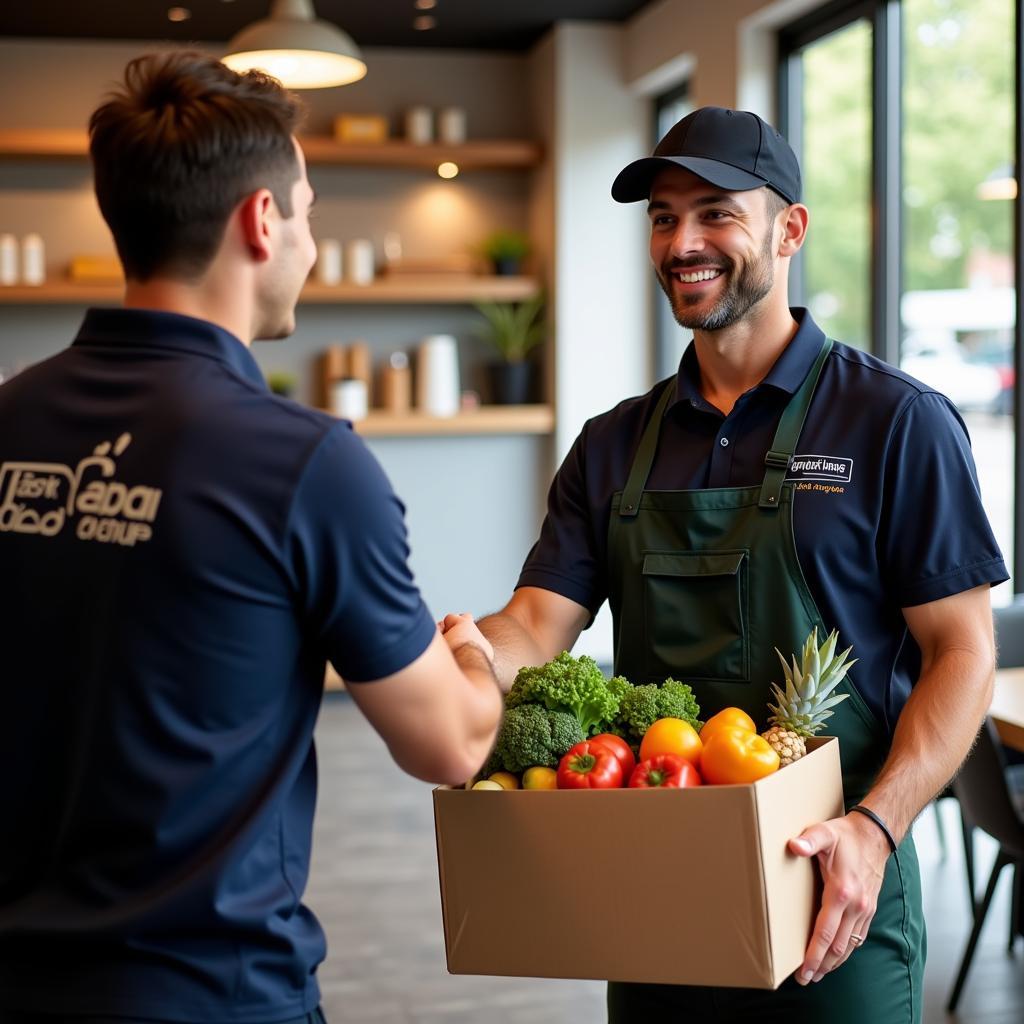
xmin=761 ymin=628 xmax=855 ymax=766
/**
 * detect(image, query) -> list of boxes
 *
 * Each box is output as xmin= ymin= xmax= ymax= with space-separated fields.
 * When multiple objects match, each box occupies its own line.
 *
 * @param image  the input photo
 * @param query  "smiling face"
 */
xmin=648 ymin=166 xmax=786 ymax=333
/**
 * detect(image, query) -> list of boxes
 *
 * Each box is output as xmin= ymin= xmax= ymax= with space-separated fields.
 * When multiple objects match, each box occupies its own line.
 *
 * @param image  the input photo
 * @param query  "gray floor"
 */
xmin=307 ymin=694 xmax=1024 ymax=1023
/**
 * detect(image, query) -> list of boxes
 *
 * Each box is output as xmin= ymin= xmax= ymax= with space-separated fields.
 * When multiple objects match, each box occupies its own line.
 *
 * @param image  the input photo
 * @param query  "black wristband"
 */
xmin=849 ymin=804 xmax=898 ymax=854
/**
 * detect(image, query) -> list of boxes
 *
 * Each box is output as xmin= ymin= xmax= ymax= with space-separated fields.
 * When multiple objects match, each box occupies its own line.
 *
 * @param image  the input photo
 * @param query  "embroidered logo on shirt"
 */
xmin=0 ymin=433 xmax=162 ymax=547
xmin=785 ymin=454 xmax=853 ymax=484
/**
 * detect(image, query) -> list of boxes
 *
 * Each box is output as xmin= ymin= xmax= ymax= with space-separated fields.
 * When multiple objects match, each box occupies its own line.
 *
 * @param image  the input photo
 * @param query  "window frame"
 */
xmin=778 ymin=0 xmax=1024 ymax=591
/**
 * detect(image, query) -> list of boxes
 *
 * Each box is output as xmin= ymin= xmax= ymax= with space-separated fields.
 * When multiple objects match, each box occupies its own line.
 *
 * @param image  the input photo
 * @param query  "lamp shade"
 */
xmin=223 ymin=0 xmax=367 ymax=89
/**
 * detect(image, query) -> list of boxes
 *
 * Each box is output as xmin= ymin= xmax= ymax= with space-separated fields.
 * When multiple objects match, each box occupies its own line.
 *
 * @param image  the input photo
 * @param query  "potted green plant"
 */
xmin=480 ymin=229 xmax=531 ymax=276
xmin=474 ymin=295 xmax=545 ymax=405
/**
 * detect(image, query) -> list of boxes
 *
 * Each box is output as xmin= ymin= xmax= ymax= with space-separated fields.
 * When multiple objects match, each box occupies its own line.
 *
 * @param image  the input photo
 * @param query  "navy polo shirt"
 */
xmin=0 ymin=309 xmax=436 ymax=1021
xmin=519 ymin=309 xmax=1007 ymax=734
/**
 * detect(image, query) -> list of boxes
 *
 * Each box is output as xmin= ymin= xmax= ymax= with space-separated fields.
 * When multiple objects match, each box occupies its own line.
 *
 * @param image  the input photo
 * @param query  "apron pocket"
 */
xmin=641 ymin=550 xmax=750 ymax=684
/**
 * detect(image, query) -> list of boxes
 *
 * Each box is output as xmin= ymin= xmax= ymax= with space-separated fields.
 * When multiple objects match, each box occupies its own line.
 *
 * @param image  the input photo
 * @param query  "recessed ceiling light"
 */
xmin=437 ymin=161 xmax=459 ymax=179
xmin=415 ymin=0 xmax=437 ymax=9
xmin=167 ymin=6 xmax=191 ymax=22
xmin=413 ymin=15 xmax=436 ymax=31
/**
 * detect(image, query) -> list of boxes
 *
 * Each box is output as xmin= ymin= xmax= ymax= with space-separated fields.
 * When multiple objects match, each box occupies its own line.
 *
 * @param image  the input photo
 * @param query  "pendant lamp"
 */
xmin=222 ymin=0 xmax=367 ymax=89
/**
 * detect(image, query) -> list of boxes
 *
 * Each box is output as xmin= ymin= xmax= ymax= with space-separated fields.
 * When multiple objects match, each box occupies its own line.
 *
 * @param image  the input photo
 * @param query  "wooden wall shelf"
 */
xmin=346 ymin=405 xmax=554 ymax=437
xmin=0 ymin=130 xmax=541 ymax=170
xmin=0 ymin=276 xmax=539 ymax=305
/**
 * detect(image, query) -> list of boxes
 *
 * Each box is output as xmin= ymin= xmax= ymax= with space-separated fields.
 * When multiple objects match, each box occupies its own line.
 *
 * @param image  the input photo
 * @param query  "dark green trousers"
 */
xmin=608 ymin=838 xmax=925 ymax=1024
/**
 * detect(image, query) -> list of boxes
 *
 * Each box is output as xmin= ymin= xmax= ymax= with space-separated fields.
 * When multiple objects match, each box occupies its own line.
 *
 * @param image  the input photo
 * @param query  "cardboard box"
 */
xmin=434 ymin=736 xmax=843 ymax=989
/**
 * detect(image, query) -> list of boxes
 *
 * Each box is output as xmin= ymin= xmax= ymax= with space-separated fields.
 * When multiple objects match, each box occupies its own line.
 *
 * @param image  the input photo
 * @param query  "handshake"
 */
xmin=437 ymin=611 xmax=496 ymax=670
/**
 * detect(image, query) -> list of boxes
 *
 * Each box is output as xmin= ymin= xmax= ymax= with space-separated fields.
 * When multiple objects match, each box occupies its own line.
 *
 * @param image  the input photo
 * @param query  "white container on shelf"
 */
xmin=330 ymin=378 xmax=369 ymax=421
xmin=0 ymin=234 xmax=17 ymax=286
xmin=405 ymin=106 xmax=433 ymax=145
xmin=438 ymin=107 xmax=467 ymax=144
xmin=345 ymin=239 xmax=375 ymax=286
xmin=416 ymin=334 xmax=460 ymax=418
xmin=315 ymin=238 xmax=342 ymax=285
xmin=20 ymin=234 xmax=45 ymax=285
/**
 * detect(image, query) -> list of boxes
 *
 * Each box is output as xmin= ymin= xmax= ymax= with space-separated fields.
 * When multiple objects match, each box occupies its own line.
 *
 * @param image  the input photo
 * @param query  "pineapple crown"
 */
xmin=767 ymin=627 xmax=855 ymax=737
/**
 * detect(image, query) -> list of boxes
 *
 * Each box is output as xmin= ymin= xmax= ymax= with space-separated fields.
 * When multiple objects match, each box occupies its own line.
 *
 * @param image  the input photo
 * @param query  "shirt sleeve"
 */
xmin=878 ymin=391 xmax=1008 ymax=607
xmin=285 ymin=423 xmax=436 ymax=682
xmin=517 ymin=423 xmax=608 ymax=621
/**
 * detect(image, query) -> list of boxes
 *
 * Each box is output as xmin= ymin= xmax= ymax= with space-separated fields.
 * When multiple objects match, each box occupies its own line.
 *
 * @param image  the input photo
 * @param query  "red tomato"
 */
xmin=628 ymin=754 xmax=702 ymax=788
xmin=588 ymin=733 xmax=636 ymax=782
xmin=557 ymin=741 xmax=624 ymax=789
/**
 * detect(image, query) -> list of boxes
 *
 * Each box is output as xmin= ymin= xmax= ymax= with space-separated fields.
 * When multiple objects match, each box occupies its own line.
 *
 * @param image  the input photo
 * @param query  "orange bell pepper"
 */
xmin=700 ymin=726 xmax=780 ymax=784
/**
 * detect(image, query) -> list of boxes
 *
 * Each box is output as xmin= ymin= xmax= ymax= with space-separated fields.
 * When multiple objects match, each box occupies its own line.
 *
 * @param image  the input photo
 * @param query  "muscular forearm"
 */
xmin=858 ymin=645 xmax=994 ymax=847
xmin=449 ymin=640 xmax=505 ymax=764
xmin=477 ymin=611 xmax=548 ymax=691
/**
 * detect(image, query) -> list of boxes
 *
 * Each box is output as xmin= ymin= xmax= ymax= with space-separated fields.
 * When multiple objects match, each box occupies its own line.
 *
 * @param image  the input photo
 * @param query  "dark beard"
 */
xmin=658 ymin=227 xmax=775 ymax=331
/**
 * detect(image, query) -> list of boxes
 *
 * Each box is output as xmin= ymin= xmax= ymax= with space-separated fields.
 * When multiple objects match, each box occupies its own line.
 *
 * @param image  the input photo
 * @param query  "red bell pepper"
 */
xmin=628 ymin=753 xmax=702 ymax=788
xmin=557 ymin=741 xmax=624 ymax=789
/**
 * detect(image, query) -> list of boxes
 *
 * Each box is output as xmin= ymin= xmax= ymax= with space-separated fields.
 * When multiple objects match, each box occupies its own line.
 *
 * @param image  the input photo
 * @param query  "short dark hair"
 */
xmin=89 ymin=51 xmax=305 ymax=282
xmin=765 ymin=187 xmax=791 ymax=222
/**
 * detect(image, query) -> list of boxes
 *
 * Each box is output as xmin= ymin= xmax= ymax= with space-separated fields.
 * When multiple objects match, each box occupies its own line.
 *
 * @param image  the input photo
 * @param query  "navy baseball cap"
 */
xmin=612 ymin=106 xmax=802 ymax=205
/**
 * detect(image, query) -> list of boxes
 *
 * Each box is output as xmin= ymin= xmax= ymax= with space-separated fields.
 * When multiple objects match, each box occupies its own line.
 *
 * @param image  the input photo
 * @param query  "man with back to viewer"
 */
xmin=449 ymin=106 xmax=1006 ymax=1022
xmin=0 ymin=51 xmax=502 ymax=1024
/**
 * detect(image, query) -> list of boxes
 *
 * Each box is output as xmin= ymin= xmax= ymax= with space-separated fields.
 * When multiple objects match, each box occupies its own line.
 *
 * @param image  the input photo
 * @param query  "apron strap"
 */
xmin=758 ymin=337 xmax=834 ymax=509
xmin=618 ymin=379 xmax=676 ymax=518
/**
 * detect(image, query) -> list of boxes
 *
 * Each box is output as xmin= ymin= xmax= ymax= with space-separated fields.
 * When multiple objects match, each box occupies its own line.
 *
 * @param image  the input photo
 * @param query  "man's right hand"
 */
xmin=439 ymin=611 xmax=495 ymax=664
xmin=342 ymin=626 xmax=502 ymax=787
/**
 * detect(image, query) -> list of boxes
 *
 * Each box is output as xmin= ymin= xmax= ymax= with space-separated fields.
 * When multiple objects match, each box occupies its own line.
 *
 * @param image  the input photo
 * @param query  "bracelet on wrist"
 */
xmin=849 ymin=803 xmax=898 ymax=854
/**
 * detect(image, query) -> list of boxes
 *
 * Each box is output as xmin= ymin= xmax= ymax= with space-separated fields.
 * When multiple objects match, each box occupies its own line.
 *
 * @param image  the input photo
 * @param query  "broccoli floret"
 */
xmin=618 ymin=678 xmax=702 ymax=743
xmin=491 ymin=703 xmax=584 ymax=773
xmin=507 ymin=651 xmax=629 ymax=736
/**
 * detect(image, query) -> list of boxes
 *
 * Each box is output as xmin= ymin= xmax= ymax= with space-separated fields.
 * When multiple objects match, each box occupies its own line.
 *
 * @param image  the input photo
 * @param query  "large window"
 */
xmin=780 ymin=0 xmax=1017 ymax=600
xmin=799 ymin=19 xmax=872 ymax=348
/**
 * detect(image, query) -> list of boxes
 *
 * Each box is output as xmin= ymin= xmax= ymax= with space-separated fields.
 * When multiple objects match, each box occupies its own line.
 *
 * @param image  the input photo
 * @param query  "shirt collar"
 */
xmin=72 ymin=307 xmax=267 ymax=390
xmin=673 ymin=307 xmax=827 ymax=408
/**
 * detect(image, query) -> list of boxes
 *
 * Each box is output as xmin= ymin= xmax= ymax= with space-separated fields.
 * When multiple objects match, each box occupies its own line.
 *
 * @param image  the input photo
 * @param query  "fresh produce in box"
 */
xmin=487 ymin=771 xmax=519 ymax=790
xmin=557 ymin=741 xmax=624 ymax=789
xmin=639 ymin=716 xmax=703 ymax=768
xmin=762 ymin=627 xmax=854 ymax=766
xmin=588 ymin=733 xmax=636 ymax=781
xmin=699 ymin=707 xmax=756 ymax=746
xmin=700 ymin=727 xmax=780 ymax=784
xmin=614 ymin=678 xmax=701 ymax=744
xmin=628 ymin=754 xmax=701 ymax=788
xmin=507 ymin=651 xmax=631 ymax=736
xmin=483 ymin=703 xmax=584 ymax=774
xmin=522 ymin=766 xmax=558 ymax=790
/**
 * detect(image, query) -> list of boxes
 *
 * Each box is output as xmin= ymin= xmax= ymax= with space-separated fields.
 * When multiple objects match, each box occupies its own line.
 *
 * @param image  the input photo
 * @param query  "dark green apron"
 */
xmin=605 ymin=339 xmax=925 ymax=1024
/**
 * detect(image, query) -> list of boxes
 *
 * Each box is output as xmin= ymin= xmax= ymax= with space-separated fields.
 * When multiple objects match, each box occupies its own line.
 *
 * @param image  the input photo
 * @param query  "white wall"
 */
xmin=550 ymin=22 xmax=649 ymax=461
xmin=623 ymin=0 xmax=823 ymax=111
xmin=523 ymin=23 xmax=651 ymax=663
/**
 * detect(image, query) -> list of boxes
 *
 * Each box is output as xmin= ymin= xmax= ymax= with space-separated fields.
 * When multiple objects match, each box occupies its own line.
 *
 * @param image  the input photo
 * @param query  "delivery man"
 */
xmin=0 ymin=52 xmax=502 ymax=1023
xmin=459 ymin=106 xmax=1005 ymax=1022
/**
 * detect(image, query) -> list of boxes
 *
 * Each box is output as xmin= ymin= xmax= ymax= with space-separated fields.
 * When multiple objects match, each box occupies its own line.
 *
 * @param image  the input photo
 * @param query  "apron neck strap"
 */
xmin=619 ymin=378 xmax=676 ymax=518
xmin=758 ymin=337 xmax=833 ymax=510
xmin=618 ymin=336 xmax=835 ymax=519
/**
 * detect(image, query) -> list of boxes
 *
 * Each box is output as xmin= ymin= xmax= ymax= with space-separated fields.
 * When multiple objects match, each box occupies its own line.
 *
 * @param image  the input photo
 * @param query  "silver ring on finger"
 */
xmin=849 ymin=933 xmax=864 ymax=946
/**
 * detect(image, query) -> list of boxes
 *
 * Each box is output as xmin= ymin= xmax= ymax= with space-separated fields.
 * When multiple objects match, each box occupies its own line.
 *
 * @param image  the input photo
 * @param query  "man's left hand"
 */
xmin=788 ymin=811 xmax=891 ymax=983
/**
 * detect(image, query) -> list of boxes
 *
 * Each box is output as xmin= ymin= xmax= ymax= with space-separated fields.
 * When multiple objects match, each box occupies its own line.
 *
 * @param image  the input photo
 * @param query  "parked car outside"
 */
xmin=901 ymin=330 xmax=1004 ymax=414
